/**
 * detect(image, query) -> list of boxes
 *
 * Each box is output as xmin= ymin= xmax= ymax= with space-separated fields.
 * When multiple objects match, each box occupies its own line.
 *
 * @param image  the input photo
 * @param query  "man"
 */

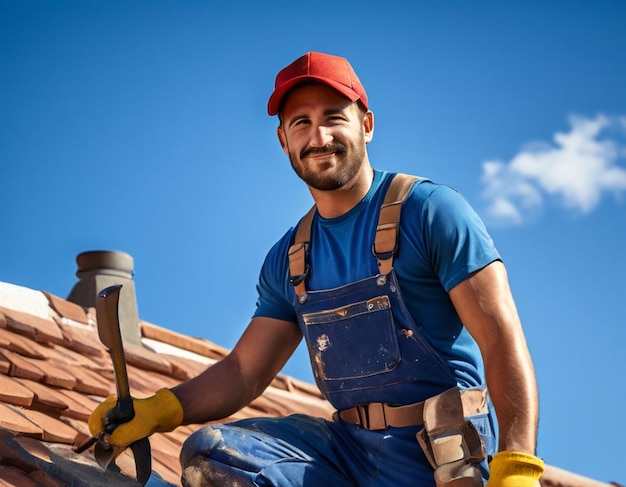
xmin=90 ymin=52 xmax=544 ymax=486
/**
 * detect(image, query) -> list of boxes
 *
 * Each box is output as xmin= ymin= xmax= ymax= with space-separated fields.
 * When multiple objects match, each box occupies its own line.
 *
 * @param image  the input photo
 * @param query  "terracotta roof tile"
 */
xmin=14 ymin=435 xmax=54 ymax=463
xmin=125 ymin=342 xmax=173 ymax=376
xmin=0 ymin=307 xmax=36 ymax=339
xmin=13 ymin=378 xmax=69 ymax=410
xmin=541 ymin=465 xmax=617 ymax=487
xmin=34 ymin=358 xmax=79 ymax=389
xmin=0 ymin=354 xmax=12 ymax=375
xmin=64 ymin=364 xmax=112 ymax=397
xmin=0 ymin=305 xmax=64 ymax=344
xmin=42 ymin=291 xmax=89 ymax=325
xmin=16 ymin=409 xmax=78 ymax=444
xmin=159 ymin=353 xmax=207 ymax=381
xmin=0 ymin=328 xmax=46 ymax=359
xmin=163 ymin=424 xmax=196 ymax=447
xmin=148 ymin=434 xmax=183 ymax=482
xmin=0 ymin=281 xmax=620 ymax=487
xmin=0 ymin=349 xmax=47 ymax=382
xmin=0 ymin=375 xmax=34 ymax=407
xmin=53 ymin=389 xmax=99 ymax=422
xmin=126 ymin=366 xmax=178 ymax=397
xmin=35 ymin=340 xmax=97 ymax=369
xmin=141 ymin=321 xmax=229 ymax=360
xmin=53 ymin=317 xmax=105 ymax=358
xmin=0 ymin=328 xmax=9 ymax=346
xmin=58 ymin=417 xmax=91 ymax=446
xmin=0 ymin=404 xmax=43 ymax=437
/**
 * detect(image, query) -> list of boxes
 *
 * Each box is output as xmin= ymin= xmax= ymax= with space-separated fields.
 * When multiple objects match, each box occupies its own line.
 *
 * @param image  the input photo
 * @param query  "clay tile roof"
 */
xmin=0 ymin=281 xmax=334 ymax=486
xmin=0 ymin=280 xmax=621 ymax=487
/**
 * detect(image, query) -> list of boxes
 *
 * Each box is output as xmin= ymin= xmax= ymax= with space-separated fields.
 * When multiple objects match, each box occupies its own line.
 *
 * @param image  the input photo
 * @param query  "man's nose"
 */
xmin=309 ymin=125 xmax=333 ymax=147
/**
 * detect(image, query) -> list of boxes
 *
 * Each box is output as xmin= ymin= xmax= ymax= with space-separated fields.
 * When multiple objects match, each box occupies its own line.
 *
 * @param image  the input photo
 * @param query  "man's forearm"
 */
xmin=486 ymin=341 xmax=539 ymax=454
xmin=171 ymin=355 xmax=262 ymax=425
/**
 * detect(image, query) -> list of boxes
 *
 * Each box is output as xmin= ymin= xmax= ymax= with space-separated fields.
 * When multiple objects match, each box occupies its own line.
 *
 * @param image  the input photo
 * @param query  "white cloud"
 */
xmin=481 ymin=114 xmax=626 ymax=225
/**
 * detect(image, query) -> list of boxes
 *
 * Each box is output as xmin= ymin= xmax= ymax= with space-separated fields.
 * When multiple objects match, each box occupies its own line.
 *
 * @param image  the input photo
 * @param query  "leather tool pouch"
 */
xmin=416 ymin=387 xmax=486 ymax=487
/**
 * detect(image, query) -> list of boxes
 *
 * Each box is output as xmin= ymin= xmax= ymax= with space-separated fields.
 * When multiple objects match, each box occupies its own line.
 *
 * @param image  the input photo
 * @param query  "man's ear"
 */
xmin=363 ymin=110 xmax=374 ymax=144
xmin=277 ymin=125 xmax=289 ymax=155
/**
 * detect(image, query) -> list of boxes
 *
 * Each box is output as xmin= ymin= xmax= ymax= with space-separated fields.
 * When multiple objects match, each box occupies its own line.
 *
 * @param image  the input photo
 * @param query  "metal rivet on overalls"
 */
xmin=298 ymin=293 xmax=308 ymax=304
xmin=376 ymin=275 xmax=387 ymax=286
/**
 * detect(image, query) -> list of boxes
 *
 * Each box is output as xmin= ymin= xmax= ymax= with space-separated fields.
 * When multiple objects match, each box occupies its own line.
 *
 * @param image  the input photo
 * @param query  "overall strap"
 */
xmin=373 ymin=173 xmax=419 ymax=275
xmin=288 ymin=205 xmax=316 ymax=297
xmin=288 ymin=173 xmax=420 ymax=296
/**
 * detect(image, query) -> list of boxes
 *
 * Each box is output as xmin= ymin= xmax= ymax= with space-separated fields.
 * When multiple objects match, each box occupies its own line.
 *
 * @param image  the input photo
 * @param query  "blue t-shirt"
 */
xmin=254 ymin=170 xmax=500 ymax=389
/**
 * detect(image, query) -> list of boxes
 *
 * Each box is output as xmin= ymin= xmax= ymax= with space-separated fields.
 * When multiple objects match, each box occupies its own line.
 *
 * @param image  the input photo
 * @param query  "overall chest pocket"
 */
xmin=302 ymin=295 xmax=401 ymax=382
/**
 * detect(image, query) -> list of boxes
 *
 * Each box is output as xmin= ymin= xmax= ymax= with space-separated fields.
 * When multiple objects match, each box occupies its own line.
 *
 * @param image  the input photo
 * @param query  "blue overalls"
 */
xmin=180 ymin=175 xmax=495 ymax=487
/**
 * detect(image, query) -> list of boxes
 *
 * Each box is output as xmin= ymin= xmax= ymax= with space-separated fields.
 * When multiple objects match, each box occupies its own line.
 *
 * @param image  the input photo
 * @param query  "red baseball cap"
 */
xmin=267 ymin=52 xmax=368 ymax=116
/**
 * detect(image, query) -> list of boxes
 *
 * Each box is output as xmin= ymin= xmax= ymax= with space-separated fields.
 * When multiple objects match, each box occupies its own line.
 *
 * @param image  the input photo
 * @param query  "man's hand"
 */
xmin=486 ymin=451 xmax=544 ymax=486
xmin=88 ymin=388 xmax=184 ymax=449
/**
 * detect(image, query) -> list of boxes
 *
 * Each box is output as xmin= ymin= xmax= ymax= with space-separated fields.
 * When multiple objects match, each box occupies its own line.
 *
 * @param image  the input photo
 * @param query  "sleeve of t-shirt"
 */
xmin=418 ymin=183 xmax=501 ymax=292
xmin=252 ymin=230 xmax=298 ymax=322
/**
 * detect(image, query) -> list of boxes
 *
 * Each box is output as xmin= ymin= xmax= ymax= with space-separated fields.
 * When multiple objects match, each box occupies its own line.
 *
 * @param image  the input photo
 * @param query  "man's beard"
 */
xmin=288 ymin=139 xmax=366 ymax=191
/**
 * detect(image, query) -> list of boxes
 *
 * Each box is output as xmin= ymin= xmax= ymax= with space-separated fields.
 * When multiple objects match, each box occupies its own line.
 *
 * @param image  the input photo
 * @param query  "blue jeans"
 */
xmin=180 ymin=414 xmax=493 ymax=486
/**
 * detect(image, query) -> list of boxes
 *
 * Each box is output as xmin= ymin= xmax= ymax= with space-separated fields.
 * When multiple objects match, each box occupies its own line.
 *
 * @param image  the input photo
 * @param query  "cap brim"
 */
xmin=267 ymin=75 xmax=361 ymax=116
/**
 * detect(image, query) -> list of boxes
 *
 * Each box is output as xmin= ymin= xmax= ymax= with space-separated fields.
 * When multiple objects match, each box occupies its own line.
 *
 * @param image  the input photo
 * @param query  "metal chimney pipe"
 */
xmin=67 ymin=250 xmax=143 ymax=347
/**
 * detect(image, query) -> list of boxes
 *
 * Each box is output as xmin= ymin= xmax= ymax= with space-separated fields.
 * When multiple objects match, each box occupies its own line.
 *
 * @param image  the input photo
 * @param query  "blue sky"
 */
xmin=1 ymin=0 xmax=625 ymax=482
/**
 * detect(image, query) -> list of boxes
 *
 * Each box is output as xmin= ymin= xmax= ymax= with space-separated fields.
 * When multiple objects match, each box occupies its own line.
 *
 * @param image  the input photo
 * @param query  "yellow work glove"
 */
xmin=486 ymin=451 xmax=544 ymax=486
xmin=88 ymin=388 xmax=184 ymax=449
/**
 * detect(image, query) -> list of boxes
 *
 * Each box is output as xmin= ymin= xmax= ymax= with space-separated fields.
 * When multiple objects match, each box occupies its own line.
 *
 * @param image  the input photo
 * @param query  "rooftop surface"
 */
xmin=0 ymin=280 xmax=620 ymax=486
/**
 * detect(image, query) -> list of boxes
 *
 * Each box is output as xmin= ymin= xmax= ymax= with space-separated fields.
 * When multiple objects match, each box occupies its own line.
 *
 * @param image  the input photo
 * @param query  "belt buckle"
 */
xmin=357 ymin=403 xmax=387 ymax=430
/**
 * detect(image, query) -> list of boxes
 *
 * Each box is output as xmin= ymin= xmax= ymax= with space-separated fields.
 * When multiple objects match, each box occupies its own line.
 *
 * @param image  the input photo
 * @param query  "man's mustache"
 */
xmin=301 ymin=143 xmax=346 ymax=159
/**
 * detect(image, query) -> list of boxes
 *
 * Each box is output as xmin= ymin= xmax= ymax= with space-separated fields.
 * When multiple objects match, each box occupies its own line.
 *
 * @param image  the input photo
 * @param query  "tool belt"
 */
xmin=333 ymin=388 xmax=487 ymax=430
xmin=334 ymin=387 xmax=489 ymax=487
